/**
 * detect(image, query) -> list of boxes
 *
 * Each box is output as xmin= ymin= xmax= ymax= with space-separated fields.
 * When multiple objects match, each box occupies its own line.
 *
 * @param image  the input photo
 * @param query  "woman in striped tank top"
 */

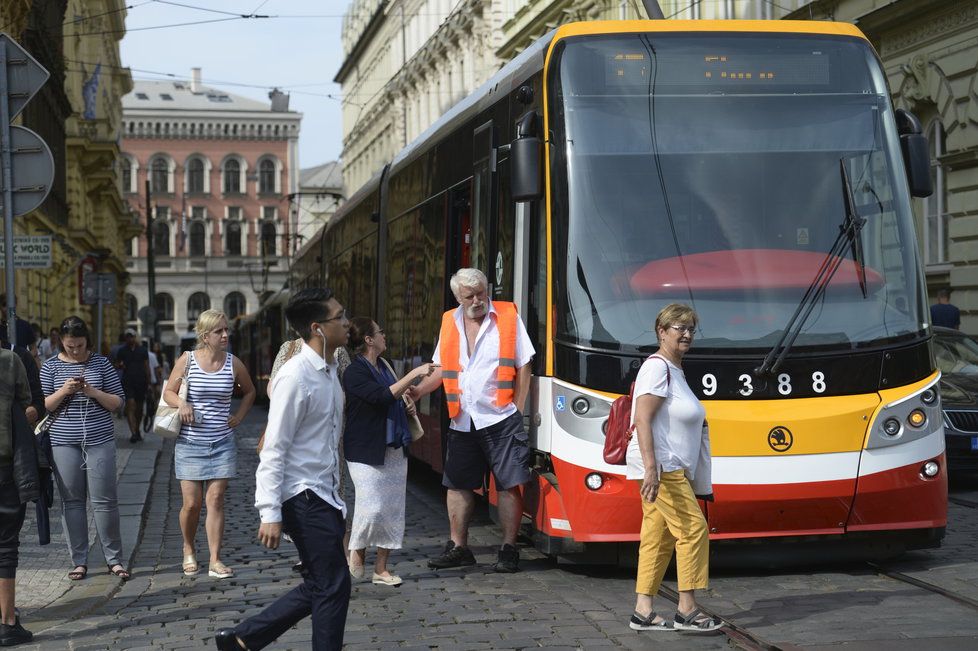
xmin=163 ymin=310 xmax=255 ymax=579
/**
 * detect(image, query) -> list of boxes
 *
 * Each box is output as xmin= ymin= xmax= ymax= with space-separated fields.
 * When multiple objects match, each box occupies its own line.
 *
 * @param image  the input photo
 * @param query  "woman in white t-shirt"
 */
xmin=625 ymin=303 xmax=721 ymax=633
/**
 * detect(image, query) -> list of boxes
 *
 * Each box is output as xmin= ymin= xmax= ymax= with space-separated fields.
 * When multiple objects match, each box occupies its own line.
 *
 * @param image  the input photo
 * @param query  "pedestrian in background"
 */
xmin=626 ymin=304 xmax=720 ymax=632
xmin=164 ymin=309 xmax=255 ymax=580
xmin=343 ymin=317 xmax=436 ymax=586
xmin=39 ymin=316 xmax=129 ymax=582
xmin=39 ymin=327 xmax=60 ymax=363
xmin=931 ymin=288 xmax=961 ymax=330
xmin=0 ymin=349 xmax=40 ymax=645
xmin=114 ymin=329 xmax=151 ymax=443
xmin=143 ymin=342 xmax=162 ymax=433
xmin=408 ymin=268 xmax=535 ymax=573
xmin=1 ymin=324 xmax=45 ymax=429
xmin=215 ymin=288 xmax=351 ymax=651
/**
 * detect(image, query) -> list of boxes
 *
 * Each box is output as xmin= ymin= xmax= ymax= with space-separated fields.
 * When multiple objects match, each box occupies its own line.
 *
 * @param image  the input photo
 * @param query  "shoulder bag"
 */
xmin=154 ymin=352 xmax=191 ymax=439
xmin=380 ymin=357 xmax=424 ymax=442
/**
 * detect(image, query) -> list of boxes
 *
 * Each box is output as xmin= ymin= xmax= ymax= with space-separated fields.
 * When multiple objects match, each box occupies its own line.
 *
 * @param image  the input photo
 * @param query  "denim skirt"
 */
xmin=174 ymin=434 xmax=237 ymax=481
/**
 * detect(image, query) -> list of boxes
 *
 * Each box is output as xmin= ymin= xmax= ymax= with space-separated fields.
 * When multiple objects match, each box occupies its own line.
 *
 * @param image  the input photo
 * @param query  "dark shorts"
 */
xmin=442 ymin=411 xmax=532 ymax=491
xmin=0 ymin=466 xmax=27 ymax=579
xmin=124 ymin=381 xmax=146 ymax=403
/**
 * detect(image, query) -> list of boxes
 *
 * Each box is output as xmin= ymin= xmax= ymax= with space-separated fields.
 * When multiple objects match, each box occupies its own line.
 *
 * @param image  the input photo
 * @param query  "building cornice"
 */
xmin=335 ymin=0 xmax=389 ymax=84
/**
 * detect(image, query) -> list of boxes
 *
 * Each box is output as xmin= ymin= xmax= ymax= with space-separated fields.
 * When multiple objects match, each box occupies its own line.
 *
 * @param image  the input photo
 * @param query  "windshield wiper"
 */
xmin=755 ymin=159 xmax=868 ymax=377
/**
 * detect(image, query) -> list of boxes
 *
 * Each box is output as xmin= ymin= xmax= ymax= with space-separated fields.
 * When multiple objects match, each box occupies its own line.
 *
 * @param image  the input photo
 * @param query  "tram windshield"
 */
xmin=549 ymin=33 xmax=928 ymax=354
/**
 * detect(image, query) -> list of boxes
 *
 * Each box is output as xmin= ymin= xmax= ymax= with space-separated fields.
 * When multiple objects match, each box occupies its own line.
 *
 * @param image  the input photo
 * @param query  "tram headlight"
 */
xmin=907 ymin=409 xmax=927 ymax=428
xmin=572 ymin=397 xmax=591 ymax=415
xmin=882 ymin=418 xmax=902 ymax=437
xmin=920 ymin=388 xmax=937 ymax=405
xmin=585 ymin=473 xmax=604 ymax=491
xmin=921 ymin=461 xmax=940 ymax=478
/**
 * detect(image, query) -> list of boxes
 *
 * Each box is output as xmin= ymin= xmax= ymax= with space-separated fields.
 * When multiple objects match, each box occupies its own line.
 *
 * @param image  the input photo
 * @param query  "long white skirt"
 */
xmin=347 ymin=446 xmax=408 ymax=550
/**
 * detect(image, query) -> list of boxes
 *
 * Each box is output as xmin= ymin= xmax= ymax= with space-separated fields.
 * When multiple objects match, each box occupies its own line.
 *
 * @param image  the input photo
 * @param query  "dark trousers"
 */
xmin=0 ymin=466 xmax=26 ymax=579
xmin=236 ymin=490 xmax=351 ymax=651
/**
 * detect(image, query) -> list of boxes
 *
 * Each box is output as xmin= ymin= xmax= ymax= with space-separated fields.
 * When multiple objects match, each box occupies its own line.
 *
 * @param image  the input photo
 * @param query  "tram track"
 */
xmin=657 ymin=584 xmax=782 ymax=651
xmin=868 ymin=562 xmax=978 ymax=613
xmin=949 ymin=495 xmax=978 ymax=509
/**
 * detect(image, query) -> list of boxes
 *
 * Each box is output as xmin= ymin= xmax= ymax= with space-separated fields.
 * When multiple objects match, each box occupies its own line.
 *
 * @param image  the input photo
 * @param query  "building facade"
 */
xmin=121 ymin=72 xmax=301 ymax=346
xmin=1 ymin=0 xmax=133 ymax=348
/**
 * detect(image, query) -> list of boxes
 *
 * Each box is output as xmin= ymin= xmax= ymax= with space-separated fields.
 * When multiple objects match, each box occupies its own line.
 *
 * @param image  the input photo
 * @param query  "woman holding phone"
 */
xmin=39 ymin=316 xmax=128 ymax=581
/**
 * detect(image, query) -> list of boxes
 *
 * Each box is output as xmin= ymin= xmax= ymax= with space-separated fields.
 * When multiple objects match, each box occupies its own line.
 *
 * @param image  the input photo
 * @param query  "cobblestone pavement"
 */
xmin=12 ymin=407 xmax=978 ymax=649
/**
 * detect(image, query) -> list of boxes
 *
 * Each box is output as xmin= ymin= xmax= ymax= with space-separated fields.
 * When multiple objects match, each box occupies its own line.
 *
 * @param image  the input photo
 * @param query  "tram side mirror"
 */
xmin=895 ymin=108 xmax=933 ymax=198
xmin=511 ymin=111 xmax=542 ymax=202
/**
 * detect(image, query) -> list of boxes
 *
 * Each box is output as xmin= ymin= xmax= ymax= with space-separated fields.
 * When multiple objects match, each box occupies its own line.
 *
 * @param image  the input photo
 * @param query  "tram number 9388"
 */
xmin=699 ymin=371 xmax=826 ymax=397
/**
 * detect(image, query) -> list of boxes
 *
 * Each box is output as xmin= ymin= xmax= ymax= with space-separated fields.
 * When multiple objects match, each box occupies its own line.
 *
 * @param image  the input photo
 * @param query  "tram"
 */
xmin=309 ymin=19 xmax=947 ymax=557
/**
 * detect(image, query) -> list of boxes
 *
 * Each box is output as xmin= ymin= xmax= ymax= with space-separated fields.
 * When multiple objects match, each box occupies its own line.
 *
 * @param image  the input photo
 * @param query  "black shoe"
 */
xmin=428 ymin=540 xmax=476 ymax=569
xmin=142 ymin=416 xmax=153 ymax=433
xmin=0 ymin=621 xmax=33 ymax=646
xmin=129 ymin=433 xmax=139 ymax=443
xmin=214 ymin=629 xmax=244 ymax=650
xmin=292 ymin=561 xmax=303 ymax=573
xmin=492 ymin=543 xmax=520 ymax=573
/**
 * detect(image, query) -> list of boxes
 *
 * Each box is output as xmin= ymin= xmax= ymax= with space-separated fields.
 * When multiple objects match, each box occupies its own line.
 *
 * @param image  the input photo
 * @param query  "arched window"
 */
xmin=187 ymin=292 xmax=211 ymax=323
xmin=153 ymin=221 xmax=170 ymax=256
xmin=125 ymin=293 xmax=138 ymax=322
xmin=259 ymin=159 xmax=276 ymax=193
xmin=224 ymin=291 xmax=246 ymax=320
xmin=121 ymin=158 xmax=132 ymax=193
xmin=925 ymin=120 xmax=948 ymax=265
xmin=224 ymin=159 xmax=241 ymax=194
xmin=155 ymin=293 xmax=174 ymax=321
xmin=189 ymin=221 xmax=206 ymax=256
xmin=187 ymin=158 xmax=205 ymax=193
xmin=225 ymin=220 xmax=242 ymax=256
xmin=151 ymin=158 xmax=169 ymax=193
xmin=261 ymin=222 xmax=276 ymax=257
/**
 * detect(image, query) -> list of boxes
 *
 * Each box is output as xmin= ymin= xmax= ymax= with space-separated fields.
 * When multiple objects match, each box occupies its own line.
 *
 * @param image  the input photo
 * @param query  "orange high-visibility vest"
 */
xmin=439 ymin=301 xmax=519 ymax=419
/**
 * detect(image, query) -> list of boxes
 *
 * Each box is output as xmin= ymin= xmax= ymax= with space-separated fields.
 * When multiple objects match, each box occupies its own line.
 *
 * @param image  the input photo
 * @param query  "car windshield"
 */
xmin=549 ymin=32 xmax=928 ymax=354
xmin=934 ymin=333 xmax=978 ymax=375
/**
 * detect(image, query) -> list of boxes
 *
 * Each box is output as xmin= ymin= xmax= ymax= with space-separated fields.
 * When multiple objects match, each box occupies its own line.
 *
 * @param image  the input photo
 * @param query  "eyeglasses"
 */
xmin=669 ymin=324 xmax=697 ymax=335
xmin=322 ymin=309 xmax=348 ymax=323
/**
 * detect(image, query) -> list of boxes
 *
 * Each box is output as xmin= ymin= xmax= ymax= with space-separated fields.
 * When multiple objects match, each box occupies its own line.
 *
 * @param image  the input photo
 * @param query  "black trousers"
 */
xmin=236 ymin=490 xmax=351 ymax=651
xmin=0 ymin=465 xmax=26 ymax=579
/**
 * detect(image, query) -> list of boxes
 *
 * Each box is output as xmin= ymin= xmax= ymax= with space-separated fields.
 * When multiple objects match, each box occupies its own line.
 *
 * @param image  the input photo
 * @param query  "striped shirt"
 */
xmin=180 ymin=351 xmax=235 ymax=442
xmin=40 ymin=354 xmax=124 ymax=447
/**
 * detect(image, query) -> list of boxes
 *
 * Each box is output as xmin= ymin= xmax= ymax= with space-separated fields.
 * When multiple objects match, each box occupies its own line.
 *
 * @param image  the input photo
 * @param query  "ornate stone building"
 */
xmin=0 ymin=0 xmax=134 ymax=346
xmin=121 ymin=74 xmax=301 ymax=348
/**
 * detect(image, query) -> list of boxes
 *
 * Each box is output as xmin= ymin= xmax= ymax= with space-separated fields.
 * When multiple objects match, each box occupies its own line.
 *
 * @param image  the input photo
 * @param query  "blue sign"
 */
xmin=555 ymin=395 xmax=566 ymax=412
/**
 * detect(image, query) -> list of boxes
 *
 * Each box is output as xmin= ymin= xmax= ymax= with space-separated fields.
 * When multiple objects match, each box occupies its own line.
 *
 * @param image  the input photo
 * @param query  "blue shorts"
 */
xmin=174 ymin=434 xmax=237 ymax=481
xmin=442 ymin=411 xmax=531 ymax=491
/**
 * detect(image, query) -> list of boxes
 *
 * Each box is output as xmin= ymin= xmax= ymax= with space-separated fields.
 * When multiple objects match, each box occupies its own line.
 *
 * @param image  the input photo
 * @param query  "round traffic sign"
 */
xmin=138 ymin=305 xmax=157 ymax=324
xmin=9 ymin=126 xmax=55 ymax=217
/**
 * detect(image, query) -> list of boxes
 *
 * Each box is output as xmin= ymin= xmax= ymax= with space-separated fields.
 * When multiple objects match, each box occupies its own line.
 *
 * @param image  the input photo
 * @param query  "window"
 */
xmin=224 ymin=159 xmax=241 ymax=193
xmin=189 ymin=221 xmax=206 ymax=256
xmin=187 ymin=292 xmax=210 ymax=323
xmin=153 ymin=219 xmax=170 ymax=256
xmin=187 ymin=158 xmax=205 ymax=193
xmin=261 ymin=222 xmax=276 ymax=257
xmin=225 ymin=219 xmax=242 ymax=256
xmin=160 ymin=93 xmax=173 ymax=101
xmin=262 ymin=206 xmax=276 ymax=222
xmin=224 ymin=292 xmax=246 ymax=320
xmin=121 ymin=158 xmax=132 ymax=193
xmin=125 ymin=294 xmax=138 ymax=322
xmin=155 ymin=293 xmax=174 ymax=321
xmin=136 ymin=92 xmax=149 ymax=100
xmin=259 ymin=159 xmax=276 ymax=193
xmin=925 ymin=120 xmax=949 ymax=266
xmin=151 ymin=158 xmax=169 ymax=193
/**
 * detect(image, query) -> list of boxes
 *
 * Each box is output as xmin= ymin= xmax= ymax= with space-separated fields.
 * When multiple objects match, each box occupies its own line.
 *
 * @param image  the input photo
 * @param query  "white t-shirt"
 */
xmin=625 ymin=355 xmax=707 ymax=481
xmin=147 ymin=351 xmax=160 ymax=386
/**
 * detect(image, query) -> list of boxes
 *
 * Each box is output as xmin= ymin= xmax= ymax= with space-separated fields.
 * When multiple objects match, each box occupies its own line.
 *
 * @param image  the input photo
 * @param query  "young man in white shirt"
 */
xmin=215 ymin=287 xmax=351 ymax=651
xmin=408 ymin=268 xmax=535 ymax=573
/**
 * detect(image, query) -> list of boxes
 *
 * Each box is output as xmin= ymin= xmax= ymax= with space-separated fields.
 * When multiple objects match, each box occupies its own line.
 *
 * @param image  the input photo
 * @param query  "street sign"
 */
xmin=0 ymin=34 xmax=50 ymax=120
xmin=137 ymin=305 xmax=157 ymax=325
xmin=0 ymin=234 xmax=51 ymax=268
xmin=8 ymin=125 xmax=54 ymax=217
xmin=81 ymin=272 xmax=117 ymax=305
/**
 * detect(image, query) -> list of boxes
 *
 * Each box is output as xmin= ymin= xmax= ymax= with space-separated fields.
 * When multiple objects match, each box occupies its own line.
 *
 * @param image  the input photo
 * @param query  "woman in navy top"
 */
xmin=343 ymin=317 xmax=435 ymax=585
xmin=40 ymin=316 xmax=127 ymax=581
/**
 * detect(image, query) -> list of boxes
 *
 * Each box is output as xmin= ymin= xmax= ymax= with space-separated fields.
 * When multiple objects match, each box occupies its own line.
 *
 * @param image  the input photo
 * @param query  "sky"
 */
xmin=119 ymin=0 xmax=353 ymax=170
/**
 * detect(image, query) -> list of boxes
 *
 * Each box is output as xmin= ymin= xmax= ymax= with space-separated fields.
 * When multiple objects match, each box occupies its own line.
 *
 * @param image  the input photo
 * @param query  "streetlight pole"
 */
xmin=145 ymin=179 xmax=159 ymax=344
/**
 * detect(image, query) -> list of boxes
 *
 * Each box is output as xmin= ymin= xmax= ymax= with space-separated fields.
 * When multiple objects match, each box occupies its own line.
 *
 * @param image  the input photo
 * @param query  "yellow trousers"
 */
xmin=635 ymin=469 xmax=709 ymax=595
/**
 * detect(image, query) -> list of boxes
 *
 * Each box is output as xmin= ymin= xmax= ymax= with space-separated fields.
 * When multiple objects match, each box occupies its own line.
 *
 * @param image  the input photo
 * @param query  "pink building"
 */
xmin=121 ymin=69 xmax=301 ymax=346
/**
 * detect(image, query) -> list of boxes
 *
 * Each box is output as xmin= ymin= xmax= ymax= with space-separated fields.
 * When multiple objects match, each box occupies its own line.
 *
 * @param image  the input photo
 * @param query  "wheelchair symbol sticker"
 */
xmin=555 ymin=396 xmax=566 ymax=412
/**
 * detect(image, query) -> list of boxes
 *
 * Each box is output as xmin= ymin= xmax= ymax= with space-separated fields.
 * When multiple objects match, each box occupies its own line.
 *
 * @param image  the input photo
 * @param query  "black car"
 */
xmin=933 ymin=326 xmax=978 ymax=472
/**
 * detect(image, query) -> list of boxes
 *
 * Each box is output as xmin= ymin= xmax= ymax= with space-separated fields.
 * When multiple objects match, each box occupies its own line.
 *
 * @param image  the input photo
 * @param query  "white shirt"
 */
xmin=255 ymin=342 xmax=346 ymax=523
xmin=625 ymin=356 xmax=710 ymax=491
xmin=147 ymin=351 xmax=160 ymax=386
xmin=432 ymin=300 xmax=535 ymax=431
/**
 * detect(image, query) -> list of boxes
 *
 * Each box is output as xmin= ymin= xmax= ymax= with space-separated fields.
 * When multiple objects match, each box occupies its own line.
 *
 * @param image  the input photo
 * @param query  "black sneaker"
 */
xmin=428 ymin=540 xmax=476 ymax=569
xmin=0 ymin=620 xmax=33 ymax=646
xmin=129 ymin=433 xmax=140 ymax=443
xmin=492 ymin=544 xmax=520 ymax=573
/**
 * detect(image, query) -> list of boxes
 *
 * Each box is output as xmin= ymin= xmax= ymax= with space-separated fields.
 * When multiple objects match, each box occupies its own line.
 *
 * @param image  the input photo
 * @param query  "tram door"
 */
xmin=471 ymin=120 xmax=515 ymax=301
